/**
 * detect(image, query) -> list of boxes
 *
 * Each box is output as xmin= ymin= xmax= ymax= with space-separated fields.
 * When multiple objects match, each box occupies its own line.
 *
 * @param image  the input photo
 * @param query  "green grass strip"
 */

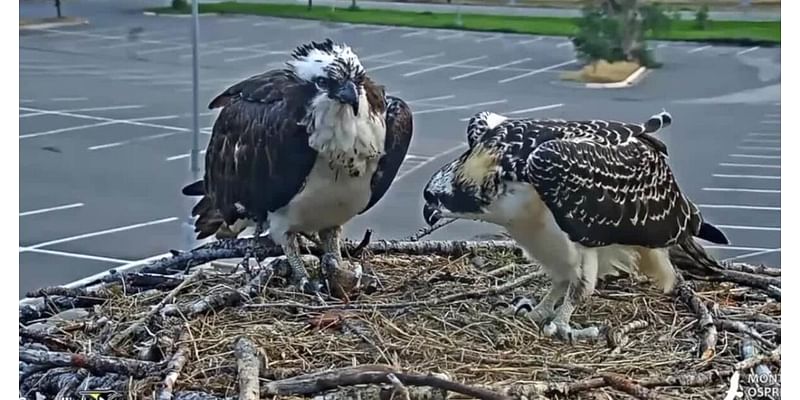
xmin=151 ymin=2 xmax=779 ymax=44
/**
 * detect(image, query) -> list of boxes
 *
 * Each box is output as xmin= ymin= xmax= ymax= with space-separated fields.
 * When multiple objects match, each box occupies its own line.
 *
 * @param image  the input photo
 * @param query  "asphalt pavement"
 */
xmin=19 ymin=0 xmax=781 ymax=295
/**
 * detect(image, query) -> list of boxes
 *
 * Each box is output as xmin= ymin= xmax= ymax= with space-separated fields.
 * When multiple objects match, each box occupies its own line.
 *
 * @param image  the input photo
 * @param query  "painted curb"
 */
xmin=20 ymin=18 xmax=89 ymax=30
xmin=585 ymin=66 xmax=647 ymax=89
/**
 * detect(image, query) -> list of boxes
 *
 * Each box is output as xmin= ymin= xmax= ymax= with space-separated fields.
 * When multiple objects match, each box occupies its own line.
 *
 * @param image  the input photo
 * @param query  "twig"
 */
xmin=601 ymin=372 xmax=666 ymax=400
xmin=739 ymin=339 xmax=773 ymax=381
xmin=674 ymin=277 xmax=718 ymax=360
xmin=234 ymin=337 xmax=260 ymax=400
xmin=386 ymin=373 xmax=411 ymax=400
xmin=157 ymin=327 xmax=191 ymax=400
xmin=716 ymin=319 xmax=775 ymax=349
xmin=19 ymin=348 xmax=161 ymax=378
xmin=261 ymin=364 xmax=512 ymax=400
xmin=608 ymin=320 xmax=649 ymax=354
xmin=19 ymin=326 xmax=80 ymax=352
xmin=736 ymin=345 xmax=781 ymax=371
xmin=405 ymin=219 xmax=458 ymax=242
xmin=349 ymin=229 xmax=373 ymax=258
xmin=105 ymin=270 xmax=201 ymax=353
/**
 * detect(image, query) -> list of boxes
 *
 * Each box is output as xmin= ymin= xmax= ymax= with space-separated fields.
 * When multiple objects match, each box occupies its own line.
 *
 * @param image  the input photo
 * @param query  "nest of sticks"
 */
xmin=19 ymin=233 xmax=781 ymax=400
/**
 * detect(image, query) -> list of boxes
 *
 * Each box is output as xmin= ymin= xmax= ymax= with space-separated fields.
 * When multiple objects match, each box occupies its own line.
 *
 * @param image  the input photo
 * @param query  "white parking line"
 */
xmin=50 ymin=97 xmax=89 ymax=102
xmin=704 ymin=245 xmax=774 ymax=252
xmin=20 ymin=105 xmax=144 ymax=118
xmin=167 ymin=149 xmax=207 ymax=161
xmin=437 ymin=32 xmax=465 ymax=40
xmin=715 ymin=224 xmax=780 ymax=232
xmin=719 ymin=162 xmax=779 ymax=169
xmin=400 ymin=30 xmax=428 ymax=38
xmin=698 ymin=204 xmax=780 ymax=211
xmin=89 ymin=131 xmax=183 ymax=151
xmin=19 ymin=107 xmax=189 ymax=139
xmin=712 ymin=173 xmax=780 ymax=180
xmin=724 ymin=248 xmax=780 ymax=262
xmin=415 ymin=99 xmax=508 ymax=115
xmin=137 ymin=44 xmax=192 ymax=55
xmin=730 ymin=153 xmax=780 ymax=160
xmin=395 ymin=144 xmax=468 ymax=182
xmin=737 ymin=146 xmax=780 ymax=152
xmin=764 ymin=114 xmax=780 ymax=118
xmin=556 ymin=41 xmax=572 ymax=48
xmin=20 ymin=247 xmax=132 ymax=264
xmin=748 ymin=132 xmax=779 ymax=137
xmin=223 ymin=49 xmax=286 ymax=63
xmin=370 ymin=53 xmax=445 ymax=72
xmin=688 ymin=45 xmax=712 ymax=53
xmin=475 ymin=34 xmax=502 ymax=43
xmin=703 ymin=187 xmax=780 ymax=194
xmin=451 ymin=58 xmax=532 ymax=80
xmin=760 ymin=120 xmax=780 ymax=124
xmin=20 ymin=120 xmax=118 ymax=139
xmin=736 ymin=46 xmax=760 ymax=56
xmin=20 ymin=202 xmax=84 ymax=217
xmin=498 ymin=59 xmax=577 ymax=84
xmin=403 ymin=56 xmax=488 ymax=77
xmin=406 ymin=94 xmax=456 ymax=104
xmin=360 ymin=50 xmax=404 ymax=61
xmin=457 ymin=103 xmax=564 ymax=121
xmin=290 ymin=21 xmax=319 ymax=30
xmin=362 ymin=26 xmax=395 ymax=35
xmin=60 ymin=252 xmax=173 ymax=289
xmin=742 ymin=138 xmax=780 ymax=145
xmin=253 ymin=20 xmax=282 ymax=26
xmin=518 ymin=37 xmax=543 ymax=45
xmin=22 ymin=217 xmax=179 ymax=250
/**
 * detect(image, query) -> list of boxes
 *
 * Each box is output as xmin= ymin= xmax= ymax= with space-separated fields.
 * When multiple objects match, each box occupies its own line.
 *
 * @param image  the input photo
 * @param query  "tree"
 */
xmin=571 ymin=0 xmax=671 ymax=68
xmin=55 ymin=0 xmax=62 ymax=18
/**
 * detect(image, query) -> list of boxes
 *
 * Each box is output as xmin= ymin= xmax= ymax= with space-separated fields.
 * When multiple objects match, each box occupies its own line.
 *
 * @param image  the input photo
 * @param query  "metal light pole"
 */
xmin=182 ymin=0 xmax=203 ymax=251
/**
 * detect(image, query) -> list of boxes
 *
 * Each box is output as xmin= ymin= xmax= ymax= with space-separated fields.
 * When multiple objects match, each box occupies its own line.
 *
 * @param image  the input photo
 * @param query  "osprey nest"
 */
xmin=19 ymin=232 xmax=781 ymax=400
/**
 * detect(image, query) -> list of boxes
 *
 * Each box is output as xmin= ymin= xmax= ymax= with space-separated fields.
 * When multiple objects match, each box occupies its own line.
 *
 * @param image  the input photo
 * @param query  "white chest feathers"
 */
xmin=306 ymin=93 xmax=386 ymax=177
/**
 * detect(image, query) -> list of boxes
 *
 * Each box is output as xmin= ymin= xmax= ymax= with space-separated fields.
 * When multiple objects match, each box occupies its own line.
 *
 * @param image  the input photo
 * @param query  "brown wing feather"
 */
xmin=189 ymin=69 xmax=319 ymax=239
xmin=361 ymin=94 xmax=413 ymax=214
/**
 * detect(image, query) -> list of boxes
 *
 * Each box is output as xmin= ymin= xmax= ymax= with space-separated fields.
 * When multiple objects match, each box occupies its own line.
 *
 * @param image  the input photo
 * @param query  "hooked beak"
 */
xmin=334 ymin=80 xmax=359 ymax=116
xmin=423 ymin=203 xmax=442 ymax=226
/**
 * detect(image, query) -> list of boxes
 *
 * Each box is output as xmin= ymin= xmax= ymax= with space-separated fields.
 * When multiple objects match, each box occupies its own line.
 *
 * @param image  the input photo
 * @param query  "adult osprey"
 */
xmin=422 ymin=110 xmax=729 ymax=340
xmin=182 ymin=39 xmax=413 ymax=291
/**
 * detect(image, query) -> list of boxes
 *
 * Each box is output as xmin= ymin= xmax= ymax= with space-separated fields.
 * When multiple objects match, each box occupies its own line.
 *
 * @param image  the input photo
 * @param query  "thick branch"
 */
xmin=674 ymin=278 xmax=718 ymax=360
xmin=19 ymin=348 xmax=161 ymax=378
xmin=261 ymin=364 xmax=512 ymax=400
xmin=234 ymin=337 xmax=260 ymax=400
xmin=157 ymin=327 xmax=191 ymax=400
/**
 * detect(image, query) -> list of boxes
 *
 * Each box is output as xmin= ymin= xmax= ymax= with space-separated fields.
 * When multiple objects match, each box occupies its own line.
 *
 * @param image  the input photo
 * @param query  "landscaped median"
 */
xmin=149 ymin=1 xmax=780 ymax=44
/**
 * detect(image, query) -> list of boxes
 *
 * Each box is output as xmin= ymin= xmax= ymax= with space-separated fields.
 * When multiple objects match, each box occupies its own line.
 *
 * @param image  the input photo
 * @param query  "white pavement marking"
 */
xmin=360 ymin=50 xmax=404 ymax=61
xmin=764 ymin=114 xmax=780 ymax=118
xmin=362 ymin=26 xmax=395 ymax=35
xmin=714 ymin=224 xmax=780 ymax=232
xmin=556 ymin=41 xmax=572 ymax=48
xmin=451 ymin=58 xmax=532 ymax=80
xmin=253 ymin=20 xmax=282 ymax=26
xmin=395 ymin=144 xmax=468 ymax=182
xmin=498 ymin=59 xmax=577 ymax=84
xmin=457 ymin=103 xmax=564 ymax=121
xmin=437 ymin=32 xmax=465 ymax=40
xmin=475 ymin=34 xmax=502 ymax=43
xmin=88 ymin=131 xmax=183 ymax=151
xmin=737 ymin=146 xmax=780 ymax=152
xmin=19 ymin=247 xmax=132 ymax=264
xmin=703 ymin=187 xmax=780 ymax=194
xmin=730 ymin=153 xmax=780 ymax=160
xmin=400 ymin=30 xmax=428 ymax=38
xmin=50 ymin=97 xmax=88 ymax=102
xmin=698 ymin=204 xmax=780 ymax=211
xmin=747 ymin=132 xmax=781 ymax=137
xmin=742 ymin=138 xmax=780 ymax=144
xmin=415 ymin=99 xmax=508 ymax=115
xmin=20 ymin=105 xmax=144 ymax=118
xmin=60 ymin=252 xmax=173 ymax=289
xmin=137 ymin=44 xmax=193 ymax=55
xmin=736 ymin=46 xmax=760 ymax=56
xmin=688 ymin=45 xmax=712 ymax=53
xmin=19 ymin=107 xmax=189 ymax=138
xmin=180 ymin=43 xmax=275 ymax=58
xmin=403 ymin=56 xmax=488 ymax=77
xmin=20 ymin=202 xmax=84 ymax=217
xmin=719 ymin=162 xmax=780 ymax=169
xmin=167 ymin=149 xmax=207 ymax=161
xmin=22 ymin=217 xmax=179 ymax=250
xmin=656 ymin=43 xmax=668 ymax=48
xmin=760 ymin=120 xmax=780 ymax=124
xmin=223 ymin=49 xmax=286 ymax=63
xmin=712 ymin=173 xmax=780 ymax=180
xmin=704 ymin=245 xmax=775 ymax=252
xmin=518 ymin=37 xmax=544 ymax=45
xmin=20 ymin=120 xmax=118 ymax=139
xmin=19 ymin=114 xmax=183 ymax=139
xmin=406 ymin=94 xmax=456 ymax=104
xmin=370 ymin=53 xmax=445 ymax=71
xmin=290 ymin=21 xmax=319 ymax=30
xmin=403 ymin=56 xmax=487 ymax=76
xmin=724 ymin=248 xmax=780 ymax=262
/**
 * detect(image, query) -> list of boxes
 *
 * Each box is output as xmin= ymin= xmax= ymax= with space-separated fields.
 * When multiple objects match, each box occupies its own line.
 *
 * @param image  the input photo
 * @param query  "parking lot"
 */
xmin=19 ymin=7 xmax=781 ymax=294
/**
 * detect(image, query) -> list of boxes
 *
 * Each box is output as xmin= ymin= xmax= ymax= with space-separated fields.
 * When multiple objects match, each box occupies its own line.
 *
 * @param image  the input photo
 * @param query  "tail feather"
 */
xmin=182 ymin=180 xmax=205 ymax=196
xmin=697 ymin=221 xmax=730 ymax=245
xmin=669 ymin=238 xmax=723 ymax=278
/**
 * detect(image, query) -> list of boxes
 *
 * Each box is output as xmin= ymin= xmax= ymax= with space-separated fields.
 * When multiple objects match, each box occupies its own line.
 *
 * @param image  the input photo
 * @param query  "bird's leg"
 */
xmin=318 ymin=226 xmax=344 ymax=263
xmin=235 ymin=221 xmax=263 ymax=278
xmin=511 ymin=279 xmax=569 ymax=325
xmin=543 ymin=250 xmax=601 ymax=343
xmin=283 ymin=232 xmax=319 ymax=294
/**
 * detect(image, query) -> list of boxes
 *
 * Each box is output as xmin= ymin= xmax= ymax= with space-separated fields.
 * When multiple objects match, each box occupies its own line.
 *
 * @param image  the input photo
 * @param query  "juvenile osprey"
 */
xmin=422 ymin=110 xmax=728 ymax=340
xmin=182 ymin=39 xmax=413 ymax=291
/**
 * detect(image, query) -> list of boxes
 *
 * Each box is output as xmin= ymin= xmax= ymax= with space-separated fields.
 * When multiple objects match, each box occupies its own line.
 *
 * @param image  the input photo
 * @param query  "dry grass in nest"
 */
xmin=20 ymin=245 xmax=780 ymax=400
